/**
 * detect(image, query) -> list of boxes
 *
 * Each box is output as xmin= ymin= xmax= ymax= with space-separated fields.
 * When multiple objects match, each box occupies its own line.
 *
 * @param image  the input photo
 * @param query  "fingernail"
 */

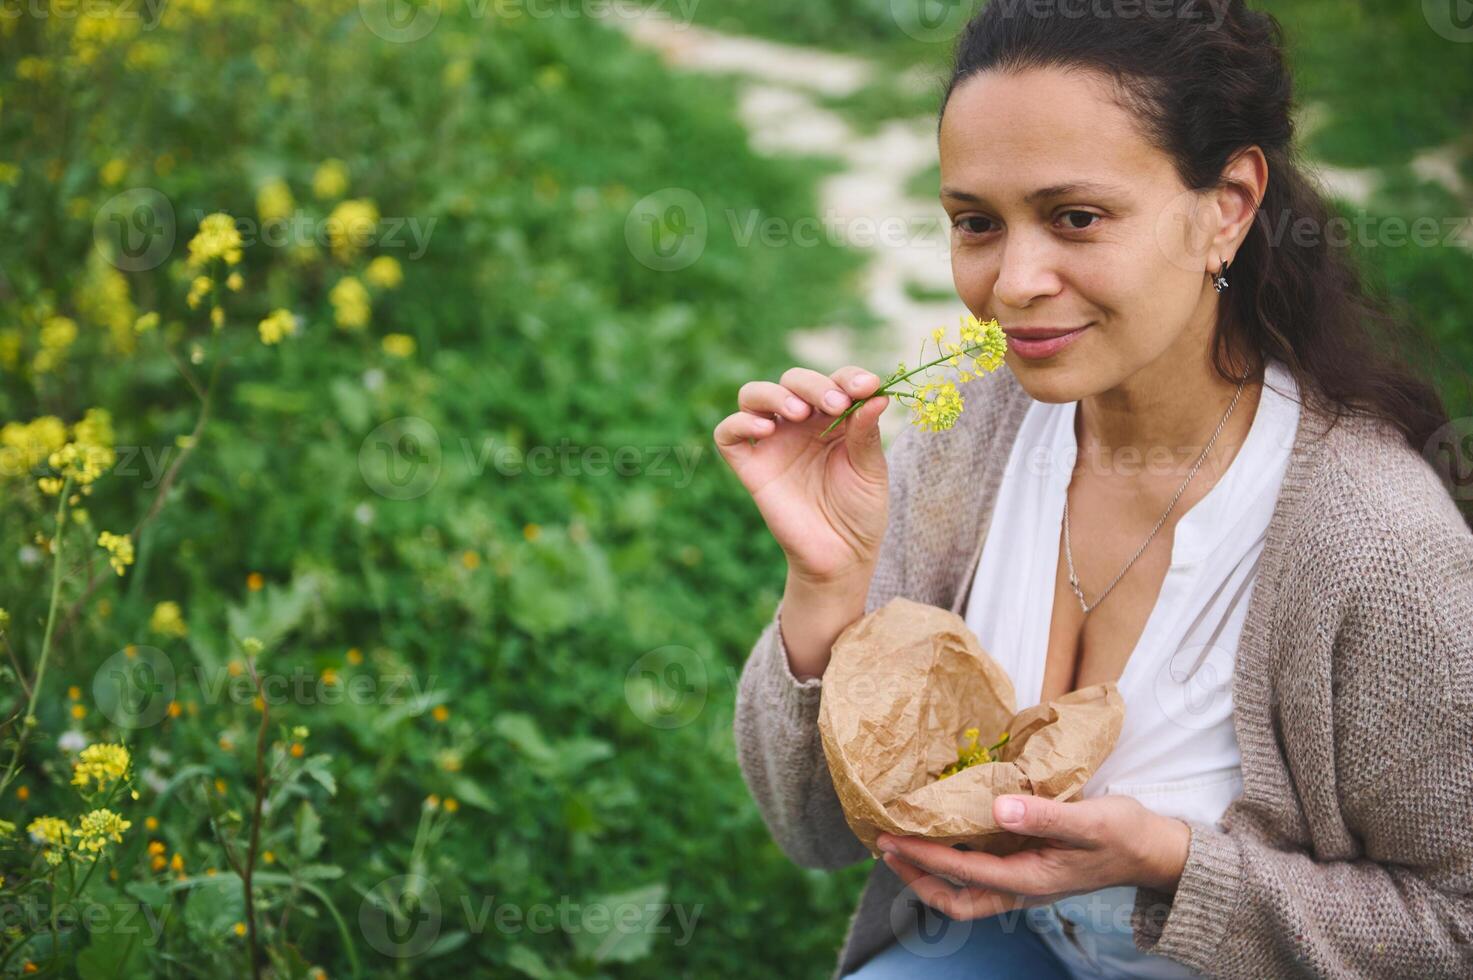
xmin=997 ymin=798 xmax=1025 ymax=824
xmin=824 ymin=391 xmax=849 ymax=412
xmin=853 ymin=372 xmax=878 ymax=391
xmin=877 ymin=836 xmax=896 ymax=853
xmin=785 ymin=396 xmax=807 ymax=416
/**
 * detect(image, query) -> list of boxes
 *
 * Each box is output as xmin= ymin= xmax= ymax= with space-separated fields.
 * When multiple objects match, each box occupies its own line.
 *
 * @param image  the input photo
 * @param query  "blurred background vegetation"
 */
xmin=0 ymin=1 xmax=1468 ymax=977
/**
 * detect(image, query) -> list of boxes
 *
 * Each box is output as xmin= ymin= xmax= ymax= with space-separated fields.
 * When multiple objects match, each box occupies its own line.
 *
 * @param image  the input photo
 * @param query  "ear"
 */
xmin=1208 ymin=146 xmax=1269 ymax=271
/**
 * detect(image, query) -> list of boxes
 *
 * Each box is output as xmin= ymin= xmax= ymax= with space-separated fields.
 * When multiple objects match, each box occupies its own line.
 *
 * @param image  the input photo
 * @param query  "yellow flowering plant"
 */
xmin=820 ymin=315 xmax=1008 ymax=437
xmin=937 ymin=727 xmax=1012 ymax=780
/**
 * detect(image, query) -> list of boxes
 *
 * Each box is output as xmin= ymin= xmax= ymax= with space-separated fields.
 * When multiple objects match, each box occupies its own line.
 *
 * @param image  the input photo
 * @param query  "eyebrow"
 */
xmin=940 ymin=181 xmax=1128 ymax=205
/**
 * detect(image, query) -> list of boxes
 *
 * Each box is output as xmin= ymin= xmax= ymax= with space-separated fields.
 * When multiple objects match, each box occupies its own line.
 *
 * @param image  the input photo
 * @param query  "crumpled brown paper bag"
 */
xmin=818 ymin=596 xmax=1125 ymax=859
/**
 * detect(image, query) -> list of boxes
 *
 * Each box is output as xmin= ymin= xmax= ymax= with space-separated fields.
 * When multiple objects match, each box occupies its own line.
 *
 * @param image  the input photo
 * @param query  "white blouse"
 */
xmin=960 ymin=357 xmax=1301 ymax=978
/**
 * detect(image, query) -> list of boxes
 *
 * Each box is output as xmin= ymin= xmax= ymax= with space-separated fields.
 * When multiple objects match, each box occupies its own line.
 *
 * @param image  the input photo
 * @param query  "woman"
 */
xmin=713 ymin=2 xmax=1473 ymax=978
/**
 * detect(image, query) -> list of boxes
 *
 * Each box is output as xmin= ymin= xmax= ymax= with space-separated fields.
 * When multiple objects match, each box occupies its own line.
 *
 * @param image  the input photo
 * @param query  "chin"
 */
xmin=1005 ymin=357 xmax=1090 ymax=404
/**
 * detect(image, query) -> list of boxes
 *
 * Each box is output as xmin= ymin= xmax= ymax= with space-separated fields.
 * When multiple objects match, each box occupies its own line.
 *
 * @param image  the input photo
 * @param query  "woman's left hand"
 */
xmin=876 ymin=794 xmax=1190 ymax=920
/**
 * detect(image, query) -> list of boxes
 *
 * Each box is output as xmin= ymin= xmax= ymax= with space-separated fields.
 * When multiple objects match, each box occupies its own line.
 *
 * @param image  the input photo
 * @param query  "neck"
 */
xmin=1075 ymin=328 xmax=1264 ymax=477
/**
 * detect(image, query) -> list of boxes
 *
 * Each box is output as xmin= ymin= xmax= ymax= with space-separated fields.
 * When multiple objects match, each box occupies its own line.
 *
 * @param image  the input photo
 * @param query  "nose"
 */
xmin=991 ymin=231 xmax=1063 ymax=310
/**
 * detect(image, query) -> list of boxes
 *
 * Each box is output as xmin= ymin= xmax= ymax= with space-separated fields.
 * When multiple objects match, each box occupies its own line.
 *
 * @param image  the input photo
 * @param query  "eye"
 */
xmin=952 ymin=216 xmax=996 ymax=237
xmin=1058 ymin=210 xmax=1101 ymax=231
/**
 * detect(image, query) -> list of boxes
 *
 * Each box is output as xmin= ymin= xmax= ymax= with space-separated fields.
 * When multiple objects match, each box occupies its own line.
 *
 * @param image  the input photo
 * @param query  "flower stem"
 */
xmin=0 ymin=475 xmax=74 ymax=796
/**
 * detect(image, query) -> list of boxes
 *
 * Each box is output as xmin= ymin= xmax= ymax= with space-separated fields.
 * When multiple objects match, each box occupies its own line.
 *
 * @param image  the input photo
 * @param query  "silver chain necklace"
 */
xmin=1064 ymin=378 xmax=1247 ymax=615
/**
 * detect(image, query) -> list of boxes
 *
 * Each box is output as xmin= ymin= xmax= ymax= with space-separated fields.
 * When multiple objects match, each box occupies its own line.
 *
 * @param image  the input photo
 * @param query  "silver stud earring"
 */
xmin=1212 ymin=258 xmax=1230 ymax=293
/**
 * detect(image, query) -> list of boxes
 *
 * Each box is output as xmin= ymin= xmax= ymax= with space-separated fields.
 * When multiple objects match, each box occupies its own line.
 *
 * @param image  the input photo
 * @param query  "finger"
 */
xmin=779 ymin=366 xmax=853 ymax=417
xmin=884 ymin=854 xmax=1024 ymax=921
xmin=880 ymin=836 xmax=1035 ymax=895
xmin=841 ymin=391 xmax=889 ymax=475
xmin=713 ymin=411 xmax=776 ymax=456
xmin=829 ymin=365 xmax=885 ymax=399
xmin=737 ymin=380 xmax=813 ymax=423
xmin=995 ymin=795 xmax=1101 ymax=848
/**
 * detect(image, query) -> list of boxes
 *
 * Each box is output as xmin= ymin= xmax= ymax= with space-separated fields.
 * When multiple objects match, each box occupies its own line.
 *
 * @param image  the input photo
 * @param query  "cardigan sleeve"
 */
xmin=731 ymin=424 xmax=919 ymax=871
xmin=1129 ymin=502 xmax=1473 ymax=978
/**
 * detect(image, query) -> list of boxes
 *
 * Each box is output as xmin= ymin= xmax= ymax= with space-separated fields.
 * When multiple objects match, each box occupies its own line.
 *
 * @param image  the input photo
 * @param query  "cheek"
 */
xmin=950 ymin=248 xmax=993 ymax=308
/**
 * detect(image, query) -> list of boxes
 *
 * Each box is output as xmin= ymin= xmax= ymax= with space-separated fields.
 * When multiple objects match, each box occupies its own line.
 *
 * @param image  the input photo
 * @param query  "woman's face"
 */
xmin=939 ymin=67 xmax=1233 ymax=403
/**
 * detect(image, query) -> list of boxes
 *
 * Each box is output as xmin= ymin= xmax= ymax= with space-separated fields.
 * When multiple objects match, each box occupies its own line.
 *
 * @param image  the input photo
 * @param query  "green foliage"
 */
xmin=0 ymin=2 xmax=871 ymax=976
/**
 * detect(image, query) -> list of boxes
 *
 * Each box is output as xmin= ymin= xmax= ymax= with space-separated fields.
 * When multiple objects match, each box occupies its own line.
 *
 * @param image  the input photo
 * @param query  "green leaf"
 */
xmin=446 ymin=774 xmax=499 ymax=814
xmin=295 ymin=800 xmax=323 ymax=859
xmin=506 ymin=944 xmax=554 ymax=979
xmin=302 ymin=753 xmax=337 ymax=795
xmin=493 ymin=712 xmax=558 ymax=768
xmin=182 ymin=873 xmax=245 ymax=938
xmin=424 ymin=929 xmax=470 ymax=958
xmin=76 ymin=925 xmax=149 ymax=980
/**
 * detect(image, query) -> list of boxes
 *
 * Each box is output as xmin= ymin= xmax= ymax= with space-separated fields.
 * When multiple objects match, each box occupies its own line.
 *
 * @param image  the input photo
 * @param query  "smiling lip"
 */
xmin=1001 ymin=325 xmax=1092 ymax=339
xmin=1004 ymin=323 xmax=1092 ymax=360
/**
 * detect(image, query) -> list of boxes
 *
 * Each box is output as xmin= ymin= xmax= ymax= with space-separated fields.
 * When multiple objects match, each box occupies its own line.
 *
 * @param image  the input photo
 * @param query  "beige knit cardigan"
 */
xmin=733 ymin=364 xmax=1473 ymax=978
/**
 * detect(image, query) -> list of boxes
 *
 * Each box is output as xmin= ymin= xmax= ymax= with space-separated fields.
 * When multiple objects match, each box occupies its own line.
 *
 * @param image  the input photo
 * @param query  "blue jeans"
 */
xmin=842 ymin=904 xmax=1074 ymax=980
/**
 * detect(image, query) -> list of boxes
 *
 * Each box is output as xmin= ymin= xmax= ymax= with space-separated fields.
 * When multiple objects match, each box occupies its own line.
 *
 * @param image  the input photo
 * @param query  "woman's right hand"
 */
xmin=713 ymin=365 xmax=891 ymax=586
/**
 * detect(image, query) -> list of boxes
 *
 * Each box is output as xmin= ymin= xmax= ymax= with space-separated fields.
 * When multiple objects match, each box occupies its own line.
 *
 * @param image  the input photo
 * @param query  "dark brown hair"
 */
xmin=941 ymin=0 xmax=1472 ymax=527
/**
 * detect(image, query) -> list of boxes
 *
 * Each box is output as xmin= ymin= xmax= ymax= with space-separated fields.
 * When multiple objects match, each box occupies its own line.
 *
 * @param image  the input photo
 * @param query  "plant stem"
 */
xmin=0 ymin=475 xmax=74 ymax=796
xmin=243 ymin=655 xmax=269 ymax=980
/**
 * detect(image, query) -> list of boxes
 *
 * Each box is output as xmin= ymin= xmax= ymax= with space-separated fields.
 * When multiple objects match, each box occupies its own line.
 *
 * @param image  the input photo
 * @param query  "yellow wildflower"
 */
xmin=75 ymin=809 xmax=132 ymax=853
xmin=312 ymin=159 xmax=349 ymax=200
xmin=256 ymin=177 xmax=294 ymax=223
xmin=364 ymin=255 xmax=403 ymax=289
xmin=100 ymin=158 xmax=128 ymax=186
xmin=134 ymin=312 xmax=160 ymax=334
xmin=226 ymin=272 xmax=244 ymax=292
xmin=186 ymin=275 xmax=213 ymax=309
xmin=97 ymin=531 xmax=134 ymax=575
xmin=49 ymin=440 xmax=116 ymax=487
xmin=329 ymin=277 xmax=370 ymax=330
xmin=326 ymin=199 xmax=379 ymax=261
xmin=257 ymin=309 xmax=297 ymax=345
xmin=72 ymin=742 xmax=131 ymax=792
xmin=938 ymin=729 xmax=1010 ymax=780
xmin=820 ymin=315 xmax=1006 ymax=437
xmin=909 ymin=380 xmax=964 ymax=433
xmin=149 ymin=601 xmax=188 ymax=638
xmin=186 ymin=213 xmax=243 ymax=269
xmin=27 ymin=816 xmax=71 ymax=847
xmin=381 ymin=333 xmax=415 ymax=358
